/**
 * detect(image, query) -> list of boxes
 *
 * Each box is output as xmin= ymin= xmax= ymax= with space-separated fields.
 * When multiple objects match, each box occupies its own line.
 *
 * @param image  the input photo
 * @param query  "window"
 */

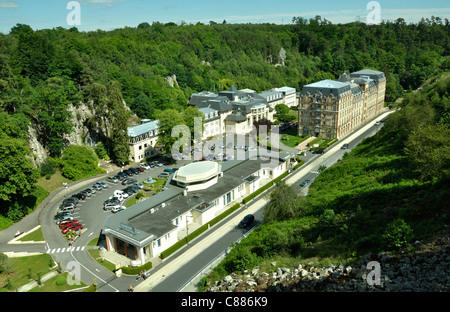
xmin=226 ymin=193 xmax=231 ymax=204
xmin=157 ymin=239 xmax=161 ymax=247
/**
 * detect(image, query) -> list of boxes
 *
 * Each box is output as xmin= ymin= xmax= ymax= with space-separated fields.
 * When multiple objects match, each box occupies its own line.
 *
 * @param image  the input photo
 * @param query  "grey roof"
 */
xmin=350 ymin=69 xmax=386 ymax=81
xmin=127 ymin=120 xmax=159 ymax=138
xmin=301 ymin=79 xmax=351 ymax=98
xmin=103 ymin=155 xmax=287 ymax=244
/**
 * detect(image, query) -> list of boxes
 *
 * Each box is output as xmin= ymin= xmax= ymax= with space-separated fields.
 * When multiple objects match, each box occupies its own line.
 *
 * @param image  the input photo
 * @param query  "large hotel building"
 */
xmin=297 ymin=69 xmax=386 ymax=139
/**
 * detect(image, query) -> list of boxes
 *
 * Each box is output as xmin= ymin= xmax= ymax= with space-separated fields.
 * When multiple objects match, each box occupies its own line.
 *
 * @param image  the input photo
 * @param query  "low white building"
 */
xmin=102 ymin=153 xmax=294 ymax=263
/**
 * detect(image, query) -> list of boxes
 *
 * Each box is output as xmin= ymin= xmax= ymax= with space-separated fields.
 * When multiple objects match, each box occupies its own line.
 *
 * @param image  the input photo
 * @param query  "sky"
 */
xmin=0 ymin=0 xmax=449 ymax=34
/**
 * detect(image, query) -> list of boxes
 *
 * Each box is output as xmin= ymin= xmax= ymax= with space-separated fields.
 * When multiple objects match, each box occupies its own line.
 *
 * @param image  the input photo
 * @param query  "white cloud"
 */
xmin=0 ymin=0 xmax=19 ymax=9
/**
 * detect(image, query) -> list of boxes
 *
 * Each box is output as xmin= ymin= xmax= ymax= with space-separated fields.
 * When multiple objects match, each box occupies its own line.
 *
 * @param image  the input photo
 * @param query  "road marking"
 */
xmin=56 ymin=248 xmax=61 ymax=253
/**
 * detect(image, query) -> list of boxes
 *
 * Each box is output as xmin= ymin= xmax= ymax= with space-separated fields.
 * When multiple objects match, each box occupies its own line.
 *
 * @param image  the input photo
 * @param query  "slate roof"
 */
xmin=127 ymin=120 xmax=159 ymax=138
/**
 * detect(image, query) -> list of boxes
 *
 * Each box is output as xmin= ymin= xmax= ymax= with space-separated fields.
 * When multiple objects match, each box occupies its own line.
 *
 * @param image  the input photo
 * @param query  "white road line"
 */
xmin=56 ymin=248 xmax=61 ymax=253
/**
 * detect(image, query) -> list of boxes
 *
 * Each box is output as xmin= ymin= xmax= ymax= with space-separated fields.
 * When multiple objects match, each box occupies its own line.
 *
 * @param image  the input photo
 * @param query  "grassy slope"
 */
xmin=208 ymin=73 xmax=450 ymax=282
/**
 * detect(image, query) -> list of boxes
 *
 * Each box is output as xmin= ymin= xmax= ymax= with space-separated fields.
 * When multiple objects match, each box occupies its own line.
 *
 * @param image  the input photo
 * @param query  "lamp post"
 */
xmin=185 ymin=215 xmax=193 ymax=245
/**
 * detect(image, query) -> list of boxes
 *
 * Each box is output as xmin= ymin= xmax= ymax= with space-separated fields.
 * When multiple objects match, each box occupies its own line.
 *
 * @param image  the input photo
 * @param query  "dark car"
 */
xmin=124 ymin=169 xmax=134 ymax=176
xmin=73 ymin=193 xmax=86 ymax=200
xmin=63 ymin=197 xmax=79 ymax=205
xmin=54 ymin=211 xmax=73 ymax=220
xmin=313 ymin=149 xmax=325 ymax=154
xmin=59 ymin=202 xmax=76 ymax=209
xmin=239 ymin=214 xmax=255 ymax=228
xmin=122 ymin=178 xmax=137 ymax=185
xmin=130 ymin=168 xmax=140 ymax=175
xmin=300 ymin=180 xmax=310 ymax=187
xmin=341 ymin=144 xmax=349 ymax=149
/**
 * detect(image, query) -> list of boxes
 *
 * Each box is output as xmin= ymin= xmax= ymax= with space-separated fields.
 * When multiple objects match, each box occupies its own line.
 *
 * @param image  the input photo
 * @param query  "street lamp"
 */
xmin=185 ymin=215 xmax=193 ymax=245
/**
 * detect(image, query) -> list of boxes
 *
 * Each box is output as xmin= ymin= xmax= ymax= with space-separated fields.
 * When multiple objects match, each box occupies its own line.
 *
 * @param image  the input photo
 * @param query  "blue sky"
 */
xmin=0 ymin=0 xmax=449 ymax=33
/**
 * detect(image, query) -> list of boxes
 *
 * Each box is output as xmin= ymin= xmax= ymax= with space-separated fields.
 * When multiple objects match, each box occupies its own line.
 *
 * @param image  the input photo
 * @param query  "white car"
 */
xmin=112 ymin=206 xmax=126 ymax=213
xmin=104 ymin=203 xmax=121 ymax=211
xmin=140 ymin=163 xmax=150 ymax=170
xmin=113 ymin=190 xmax=128 ymax=199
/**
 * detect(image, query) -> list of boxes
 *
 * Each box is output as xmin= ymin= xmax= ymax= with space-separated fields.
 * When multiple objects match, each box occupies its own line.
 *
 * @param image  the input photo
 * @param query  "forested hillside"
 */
xmin=207 ymin=72 xmax=450 ymax=282
xmin=0 ymin=17 xmax=449 ymax=227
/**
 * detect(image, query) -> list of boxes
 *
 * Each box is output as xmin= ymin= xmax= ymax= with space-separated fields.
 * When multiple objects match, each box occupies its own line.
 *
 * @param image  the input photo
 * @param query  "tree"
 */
xmin=156 ymin=109 xmax=186 ymax=155
xmin=107 ymin=81 xmax=130 ymax=164
xmin=0 ymin=133 xmax=39 ymax=220
xmin=264 ymin=181 xmax=306 ymax=223
xmin=383 ymin=218 xmax=414 ymax=250
xmin=404 ymin=123 xmax=450 ymax=180
xmin=130 ymin=92 xmax=152 ymax=119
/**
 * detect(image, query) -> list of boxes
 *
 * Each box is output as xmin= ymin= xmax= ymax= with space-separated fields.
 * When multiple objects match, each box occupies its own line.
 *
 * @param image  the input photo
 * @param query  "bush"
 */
xmin=383 ymin=218 xmax=414 ymax=250
xmin=60 ymin=145 xmax=101 ymax=181
xmin=40 ymin=157 xmax=57 ymax=177
xmin=55 ymin=275 xmax=67 ymax=286
xmin=121 ymin=261 xmax=152 ymax=275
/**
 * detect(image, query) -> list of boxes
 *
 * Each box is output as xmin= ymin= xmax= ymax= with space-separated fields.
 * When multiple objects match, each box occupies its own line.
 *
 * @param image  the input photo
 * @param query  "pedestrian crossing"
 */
xmin=46 ymin=246 xmax=85 ymax=254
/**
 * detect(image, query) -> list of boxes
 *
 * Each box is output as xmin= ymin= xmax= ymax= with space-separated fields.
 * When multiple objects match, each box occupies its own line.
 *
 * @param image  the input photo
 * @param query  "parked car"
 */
xmin=134 ymin=182 xmax=145 ymax=189
xmin=124 ymin=169 xmax=134 ymax=176
xmin=54 ymin=212 xmax=73 ymax=223
xmin=130 ymin=168 xmax=140 ymax=175
xmin=92 ymin=184 xmax=102 ymax=191
xmin=136 ymin=166 xmax=145 ymax=172
xmin=103 ymin=203 xmax=121 ymax=211
xmin=59 ymin=220 xmax=80 ymax=229
xmin=122 ymin=178 xmax=137 ymax=185
xmin=154 ymin=161 xmax=163 ymax=167
xmin=341 ymin=144 xmax=349 ymax=149
xmin=139 ymin=163 xmax=151 ymax=170
xmin=81 ymin=189 xmax=92 ymax=197
xmin=239 ymin=214 xmax=255 ymax=228
xmin=158 ymin=172 xmax=170 ymax=178
xmin=129 ymin=185 xmax=140 ymax=193
xmin=112 ymin=206 xmax=126 ymax=214
xmin=300 ymin=180 xmax=311 ymax=187
xmin=94 ymin=181 xmax=108 ymax=189
xmin=163 ymin=168 xmax=177 ymax=174
xmin=62 ymin=224 xmax=83 ymax=234
xmin=60 ymin=201 xmax=76 ymax=209
xmin=73 ymin=192 xmax=86 ymax=200
xmin=107 ymin=176 xmax=119 ymax=183
xmin=63 ymin=197 xmax=79 ymax=205
xmin=86 ymin=187 xmax=97 ymax=194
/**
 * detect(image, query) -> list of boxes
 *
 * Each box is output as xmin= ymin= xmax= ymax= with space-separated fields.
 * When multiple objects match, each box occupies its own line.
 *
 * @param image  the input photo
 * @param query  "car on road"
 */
xmin=122 ymin=178 xmax=137 ymax=185
xmin=239 ymin=214 xmax=255 ymax=228
xmin=375 ymin=121 xmax=381 ymax=126
xmin=61 ymin=224 xmax=83 ymax=234
xmin=158 ymin=172 xmax=170 ymax=178
xmin=300 ymin=180 xmax=311 ymax=187
xmin=107 ymin=176 xmax=119 ymax=183
xmin=341 ymin=144 xmax=349 ymax=149
xmin=312 ymin=149 xmax=325 ymax=154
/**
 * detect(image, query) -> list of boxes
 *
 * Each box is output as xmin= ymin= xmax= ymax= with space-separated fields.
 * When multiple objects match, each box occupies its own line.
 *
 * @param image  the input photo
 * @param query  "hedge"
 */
xmin=121 ymin=260 xmax=153 ymax=275
xmin=160 ymin=203 xmax=241 ymax=259
xmin=241 ymin=171 xmax=289 ymax=205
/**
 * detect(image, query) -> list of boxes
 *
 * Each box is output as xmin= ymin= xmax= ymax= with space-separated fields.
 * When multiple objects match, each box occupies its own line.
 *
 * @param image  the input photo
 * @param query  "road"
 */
xmin=146 ymin=111 xmax=392 ymax=292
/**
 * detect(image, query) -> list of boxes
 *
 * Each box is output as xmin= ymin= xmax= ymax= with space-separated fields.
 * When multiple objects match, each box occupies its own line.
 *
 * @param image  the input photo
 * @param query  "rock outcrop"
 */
xmin=205 ymin=236 xmax=450 ymax=292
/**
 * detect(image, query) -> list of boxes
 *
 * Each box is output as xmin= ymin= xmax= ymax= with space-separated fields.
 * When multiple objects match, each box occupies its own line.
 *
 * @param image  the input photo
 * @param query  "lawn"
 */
xmin=279 ymin=128 xmax=311 ymax=148
xmin=17 ymin=227 xmax=45 ymax=242
xmin=0 ymin=254 xmax=54 ymax=292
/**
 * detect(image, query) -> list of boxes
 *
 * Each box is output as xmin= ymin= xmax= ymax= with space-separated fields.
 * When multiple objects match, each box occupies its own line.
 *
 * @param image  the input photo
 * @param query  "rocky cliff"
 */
xmin=206 ymin=235 xmax=450 ymax=292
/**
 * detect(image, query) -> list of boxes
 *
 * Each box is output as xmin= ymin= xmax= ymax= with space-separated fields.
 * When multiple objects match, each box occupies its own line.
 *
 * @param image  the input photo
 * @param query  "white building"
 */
xmin=102 ymin=153 xmax=294 ymax=263
xmin=127 ymin=119 xmax=160 ymax=162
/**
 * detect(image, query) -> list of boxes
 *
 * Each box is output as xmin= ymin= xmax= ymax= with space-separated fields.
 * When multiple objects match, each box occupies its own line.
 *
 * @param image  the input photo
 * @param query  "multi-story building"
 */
xmin=127 ymin=119 xmax=160 ymax=162
xmin=297 ymin=69 xmax=386 ymax=140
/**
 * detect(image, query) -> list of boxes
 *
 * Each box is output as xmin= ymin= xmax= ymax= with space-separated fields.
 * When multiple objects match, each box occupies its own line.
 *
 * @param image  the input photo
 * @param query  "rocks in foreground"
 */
xmin=205 ymin=236 xmax=450 ymax=292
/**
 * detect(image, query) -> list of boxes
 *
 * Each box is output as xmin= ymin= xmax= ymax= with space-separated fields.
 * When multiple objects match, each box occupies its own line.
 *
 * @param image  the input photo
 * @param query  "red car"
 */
xmin=59 ymin=220 xmax=79 ymax=229
xmin=61 ymin=223 xmax=83 ymax=234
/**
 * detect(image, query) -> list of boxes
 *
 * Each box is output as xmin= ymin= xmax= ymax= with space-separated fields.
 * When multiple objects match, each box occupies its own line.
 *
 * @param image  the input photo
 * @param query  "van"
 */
xmin=158 ymin=172 xmax=170 ymax=178
xmin=239 ymin=214 xmax=255 ymax=228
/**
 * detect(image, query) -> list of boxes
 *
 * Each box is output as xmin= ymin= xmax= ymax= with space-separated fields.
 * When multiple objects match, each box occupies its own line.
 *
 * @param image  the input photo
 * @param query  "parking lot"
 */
xmin=52 ymin=157 xmax=194 ymax=241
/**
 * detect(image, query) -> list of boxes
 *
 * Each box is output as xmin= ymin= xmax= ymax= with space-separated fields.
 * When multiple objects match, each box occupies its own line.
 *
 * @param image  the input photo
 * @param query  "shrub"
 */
xmin=383 ymin=218 xmax=414 ymax=250
xmin=60 ymin=145 xmax=100 ymax=181
xmin=55 ymin=275 xmax=67 ymax=286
